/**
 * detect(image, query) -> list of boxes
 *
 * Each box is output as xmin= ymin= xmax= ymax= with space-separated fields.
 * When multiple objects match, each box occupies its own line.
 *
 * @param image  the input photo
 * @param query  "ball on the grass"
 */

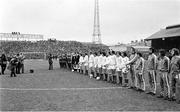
xmin=30 ymin=69 xmax=34 ymax=73
xmin=89 ymin=74 xmax=93 ymax=78
xmin=96 ymin=77 xmax=100 ymax=80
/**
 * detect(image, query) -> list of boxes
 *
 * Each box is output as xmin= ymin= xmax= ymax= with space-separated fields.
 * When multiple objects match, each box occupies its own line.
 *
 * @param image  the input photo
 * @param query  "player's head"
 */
xmin=130 ymin=47 xmax=136 ymax=54
xmin=119 ymin=52 xmax=122 ymax=56
xmin=137 ymin=52 xmax=142 ymax=58
xmin=111 ymin=51 xmax=115 ymax=55
xmin=98 ymin=51 xmax=102 ymax=55
xmin=108 ymin=51 xmax=111 ymax=55
xmin=116 ymin=51 xmax=119 ymax=56
xmin=116 ymin=51 xmax=121 ymax=56
xmin=122 ymin=52 xmax=127 ymax=57
xmin=94 ymin=52 xmax=98 ymax=56
xmin=159 ymin=49 xmax=166 ymax=57
xmin=1 ymin=54 xmax=5 ymax=58
xmin=102 ymin=52 xmax=106 ymax=56
xmin=149 ymin=47 xmax=155 ymax=54
xmin=171 ymin=48 xmax=179 ymax=56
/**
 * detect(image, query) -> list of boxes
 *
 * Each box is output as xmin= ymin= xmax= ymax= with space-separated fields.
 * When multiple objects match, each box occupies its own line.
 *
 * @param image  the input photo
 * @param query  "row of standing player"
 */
xmin=48 ymin=53 xmax=80 ymax=70
xmin=71 ymin=48 xmax=180 ymax=104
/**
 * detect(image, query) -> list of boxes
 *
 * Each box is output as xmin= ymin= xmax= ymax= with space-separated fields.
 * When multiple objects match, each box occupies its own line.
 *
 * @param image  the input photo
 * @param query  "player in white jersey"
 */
xmin=97 ymin=52 xmax=103 ymax=80
xmin=93 ymin=52 xmax=99 ymax=78
xmin=102 ymin=52 xmax=107 ymax=81
xmin=115 ymin=52 xmax=123 ymax=84
xmin=104 ymin=52 xmax=110 ymax=81
xmin=79 ymin=53 xmax=84 ymax=74
xmin=88 ymin=52 xmax=95 ymax=78
xmin=107 ymin=51 xmax=117 ymax=82
xmin=83 ymin=53 xmax=89 ymax=75
xmin=121 ymin=52 xmax=129 ymax=87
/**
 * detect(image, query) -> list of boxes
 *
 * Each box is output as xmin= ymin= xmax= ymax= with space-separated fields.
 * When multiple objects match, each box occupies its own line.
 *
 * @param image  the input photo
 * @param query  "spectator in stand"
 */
xmin=1 ymin=54 xmax=7 ymax=75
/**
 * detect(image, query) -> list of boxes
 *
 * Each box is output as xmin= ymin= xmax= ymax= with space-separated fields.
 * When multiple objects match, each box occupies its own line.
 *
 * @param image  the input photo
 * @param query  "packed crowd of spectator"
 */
xmin=0 ymin=40 xmax=108 ymax=59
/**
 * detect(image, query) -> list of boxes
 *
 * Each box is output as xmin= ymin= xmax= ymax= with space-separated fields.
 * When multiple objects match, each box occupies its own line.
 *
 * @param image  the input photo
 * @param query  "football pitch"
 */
xmin=0 ymin=60 xmax=180 ymax=111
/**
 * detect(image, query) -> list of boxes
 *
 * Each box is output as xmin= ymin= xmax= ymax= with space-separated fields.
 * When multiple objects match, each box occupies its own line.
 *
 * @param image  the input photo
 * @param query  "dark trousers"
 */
xmin=170 ymin=73 xmax=177 ymax=97
xmin=49 ymin=63 xmax=53 ymax=70
xmin=21 ymin=64 xmax=24 ymax=73
xmin=16 ymin=63 xmax=21 ymax=74
xmin=11 ymin=67 xmax=16 ymax=77
xmin=67 ymin=63 xmax=71 ymax=69
xmin=129 ymin=66 xmax=135 ymax=87
xmin=1 ymin=64 xmax=6 ymax=74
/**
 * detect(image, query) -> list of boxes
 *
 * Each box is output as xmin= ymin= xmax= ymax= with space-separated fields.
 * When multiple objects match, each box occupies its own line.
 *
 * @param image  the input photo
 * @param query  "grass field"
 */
xmin=0 ymin=60 xmax=180 ymax=111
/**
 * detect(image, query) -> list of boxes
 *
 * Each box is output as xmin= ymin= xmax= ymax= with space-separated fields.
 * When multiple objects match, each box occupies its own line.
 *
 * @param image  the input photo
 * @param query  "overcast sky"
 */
xmin=0 ymin=0 xmax=180 ymax=45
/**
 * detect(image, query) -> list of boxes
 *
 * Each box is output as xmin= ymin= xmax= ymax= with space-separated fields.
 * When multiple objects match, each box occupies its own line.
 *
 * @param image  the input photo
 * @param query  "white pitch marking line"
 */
xmin=0 ymin=87 xmax=123 ymax=91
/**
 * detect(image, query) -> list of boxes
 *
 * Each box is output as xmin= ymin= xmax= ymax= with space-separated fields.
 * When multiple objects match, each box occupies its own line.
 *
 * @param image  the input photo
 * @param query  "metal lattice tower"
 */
xmin=92 ymin=0 xmax=102 ymax=44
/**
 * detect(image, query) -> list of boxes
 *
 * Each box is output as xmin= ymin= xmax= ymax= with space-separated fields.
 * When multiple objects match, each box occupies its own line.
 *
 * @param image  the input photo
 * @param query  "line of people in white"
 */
xmin=75 ymin=47 xmax=180 ymax=104
xmin=78 ymin=51 xmax=131 ymax=87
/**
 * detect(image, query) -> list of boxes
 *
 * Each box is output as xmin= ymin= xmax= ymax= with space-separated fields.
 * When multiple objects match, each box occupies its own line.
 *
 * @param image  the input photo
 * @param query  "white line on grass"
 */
xmin=0 ymin=87 xmax=123 ymax=91
xmin=0 ymin=83 xmax=160 ymax=91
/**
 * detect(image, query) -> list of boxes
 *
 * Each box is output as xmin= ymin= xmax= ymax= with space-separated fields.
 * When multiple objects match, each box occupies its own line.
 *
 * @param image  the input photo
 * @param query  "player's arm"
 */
xmin=141 ymin=58 xmax=145 ymax=74
xmin=115 ymin=56 xmax=117 ymax=66
xmin=105 ymin=58 xmax=109 ymax=66
xmin=154 ymin=55 xmax=157 ymax=70
xmin=167 ymin=57 xmax=170 ymax=72
xmin=177 ymin=58 xmax=180 ymax=73
xmin=126 ymin=54 xmax=137 ymax=65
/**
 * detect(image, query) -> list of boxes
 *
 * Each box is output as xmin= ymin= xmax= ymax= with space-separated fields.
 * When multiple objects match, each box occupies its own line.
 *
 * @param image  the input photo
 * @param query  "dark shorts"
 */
xmin=116 ymin=71 xmax=122 ymax=77
xmin=98 ymin=67 xmax=102 ymax=74
xmin=102 ymin=68 xmax=107 ymax=74
xmin=107 ymin=69 xmax=116 ymax=75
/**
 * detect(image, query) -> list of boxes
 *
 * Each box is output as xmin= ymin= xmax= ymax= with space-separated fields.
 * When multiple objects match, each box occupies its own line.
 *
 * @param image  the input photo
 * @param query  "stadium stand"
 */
xmin=0 ymin=40 xmax=109 ymax=59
